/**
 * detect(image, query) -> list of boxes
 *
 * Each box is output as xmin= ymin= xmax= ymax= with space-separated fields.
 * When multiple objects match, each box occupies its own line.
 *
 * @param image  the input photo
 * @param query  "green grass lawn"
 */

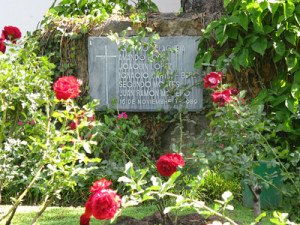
xmin=0 ymin=204 xmax=281 ymax=225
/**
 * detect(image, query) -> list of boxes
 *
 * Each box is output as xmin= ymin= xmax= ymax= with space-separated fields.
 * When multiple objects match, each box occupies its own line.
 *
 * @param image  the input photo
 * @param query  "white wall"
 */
xmin=0 ymin=0 xmax=54 ymax=37
xmin=0 ymin=0 xmax=180 ymax=36
xmin=152 ymin=0 xmax=181 ymax=12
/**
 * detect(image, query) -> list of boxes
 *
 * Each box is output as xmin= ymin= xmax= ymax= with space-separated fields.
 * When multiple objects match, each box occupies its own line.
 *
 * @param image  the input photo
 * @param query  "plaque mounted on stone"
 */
xmin=88 ymin=36 xmax=203 ymax=111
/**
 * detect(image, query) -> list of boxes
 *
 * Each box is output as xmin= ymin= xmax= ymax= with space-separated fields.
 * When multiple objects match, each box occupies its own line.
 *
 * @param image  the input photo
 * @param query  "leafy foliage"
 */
xmin=195 ymin=1 xmax=300 ymax=220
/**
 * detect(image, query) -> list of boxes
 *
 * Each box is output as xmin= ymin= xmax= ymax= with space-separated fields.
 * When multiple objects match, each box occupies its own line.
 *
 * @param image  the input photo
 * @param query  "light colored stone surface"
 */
xmin=88 ymin=36 xmax=202 ymax=111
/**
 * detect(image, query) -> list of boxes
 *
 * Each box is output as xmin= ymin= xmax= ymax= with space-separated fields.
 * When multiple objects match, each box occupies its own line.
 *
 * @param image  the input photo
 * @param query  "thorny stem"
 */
xmin=0 ymin=162 xmax=45 ymax=222
xmin=0 ymin=107 xmax=7 ymax=147
xmin=1 ymin=96 xmax=54 ymax=223
xmin=31 ymin=195 xmax=55 ymax=225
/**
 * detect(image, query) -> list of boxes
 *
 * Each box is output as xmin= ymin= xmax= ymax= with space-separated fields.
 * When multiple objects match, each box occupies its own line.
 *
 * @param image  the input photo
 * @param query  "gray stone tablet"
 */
xmin=88 ymin=36 xmax=203 ymax=111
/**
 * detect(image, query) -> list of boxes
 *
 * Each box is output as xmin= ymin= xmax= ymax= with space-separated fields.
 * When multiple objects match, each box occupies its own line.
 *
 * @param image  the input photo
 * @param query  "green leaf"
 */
xmin=264 ymin=25 xmax=274 ymax=34
xmin=194 ymin=53 xmax=203 ymax=69
xmin=296 ymin=3 xmax=300 ymax=14
xmin=168 ymin=171 xmax=181 ymax=185
xmin=285 ymin=30 xmax=296 ymax=45
xmin=285 ymin=97 xmax=297 ymax=113
xmin=224 ymin=0 xmax=233 ymax=8
xmin=203 ymin=51 xmax=212 ymax=64
xmin=231 ymin=57 xmax=241 ymax=72
xmin=286 ymin=54 xmax=297 ymax=71
xmin=225 ymin=25 xmax=238 ymax=39
xmin=251 ymin=89 xmax=268 ymax=105
xmin=251 ymin=36 xmax=267 ymax=55
xmin=273 ymin=52 xmax=284 ymax=63
xmin=149 ymin=2 xmax=159 ymax=11
xmin=272 ymin=94 xmax=288 ymax=106
xmin=237 ymin=48 xmax=249 ymax=68
xmin=77 ymin=0 xmax=87 ymax=8
xmin=284 ymin=1 xmax=295 ymax=19
xmin=244 ymin=34 xmax=258 ymax=47
xmin=52 ymin=6 xmax=66 ymax=12
xmin=259 ymin=1 xmax=268 ymax=10
xmin=215 ymin=24 xmax=226 ymax=43
xmin=52 ymin=112 xmax=63 ymax=118
xmin=255 ymin=212 xmax=267 ymax=223
xmin=126 ymin=45 xmax=134 ymax=53
xmin=295 ymin=13 xmax=300 ymax=26
xmin=124 ymin=162 xmax=134 ymax=177
xmin=291 ymin=72 xmax=300 ymax=98
xmin=152 ymin=33 xmax=160 ymax=40
xmin=273 ymin=40 xmax=286 ymax=56
xmin=204 ymin=21 xmax=221 ymax=34
xmin=269 ymin=3 xmax=279 ymax=15
xmin=291 ymin=83 xmax=300 ymax=98
xmin=251 ymin=13 xmax=264 ymax=33
xmin=294 ymin=71 xmax=300 ymax=84
xmin=276 ymin=23 xmax=285 ymax=37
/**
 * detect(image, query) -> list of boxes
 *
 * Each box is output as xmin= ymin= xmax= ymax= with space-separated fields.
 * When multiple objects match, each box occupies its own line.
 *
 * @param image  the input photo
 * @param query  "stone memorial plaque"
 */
xmin=88 ymin=36 xmax=203 ymax=111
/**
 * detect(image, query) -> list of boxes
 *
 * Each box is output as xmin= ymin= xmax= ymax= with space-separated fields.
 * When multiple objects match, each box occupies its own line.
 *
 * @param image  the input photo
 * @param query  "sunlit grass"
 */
xmin=0 ymin=204 xmax=278 ymax=225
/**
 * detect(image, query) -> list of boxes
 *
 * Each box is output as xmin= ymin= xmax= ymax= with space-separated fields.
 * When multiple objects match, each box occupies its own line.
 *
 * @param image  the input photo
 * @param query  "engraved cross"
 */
xmin=96 ymin=45 xmax=117 ymax=105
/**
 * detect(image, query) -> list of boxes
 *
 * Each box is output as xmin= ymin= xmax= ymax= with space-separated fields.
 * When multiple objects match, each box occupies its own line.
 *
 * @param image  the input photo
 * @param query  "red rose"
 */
xmin=53 ymin=76 xmax=80 ymax=100
xmin=212 ymin=89 xmax=233 ymax=107
xmin=2 ymin=26 xmax=21 ymax=44
xmin=90 ymin=178 xmax=112 ymax=193
xmin=165 ymin=153 xmax=185 ymax=166
xmin=156 ymin=155 xmax=178 ymax=177
xmin=92 ymin=189 xmax=121 ymax=220
xmin=0 ymin=40 xmax=5 ymax=54
xmin=80 ymin=214 xmax=90 ymax=225
xmin=69 ymin=121 xmax=77 ymax=130
xmin=204 ymin=72 xmax=222 ymax=88
xmin=230 ymin=88 xmax=239 ymax=95
xmin=0 ymin=33 xmax=5 ymax=53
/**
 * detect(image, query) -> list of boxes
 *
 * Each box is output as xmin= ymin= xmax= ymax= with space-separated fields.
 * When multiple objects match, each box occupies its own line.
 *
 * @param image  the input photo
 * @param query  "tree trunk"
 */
xmin=248 ymin=184 xmax=263 ymax=225
xmin=181 ymin=0 xmax=224 ymax=13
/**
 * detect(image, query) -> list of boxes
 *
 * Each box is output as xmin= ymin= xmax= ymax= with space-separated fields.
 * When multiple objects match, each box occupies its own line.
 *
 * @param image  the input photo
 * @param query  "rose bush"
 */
xmin=0 ymin=35 xmax=103 ymax=224
xmin=53 ymin=76 xmax=80 ymax=100
xmin=195 ymin=71 xmax=300 ymax=223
